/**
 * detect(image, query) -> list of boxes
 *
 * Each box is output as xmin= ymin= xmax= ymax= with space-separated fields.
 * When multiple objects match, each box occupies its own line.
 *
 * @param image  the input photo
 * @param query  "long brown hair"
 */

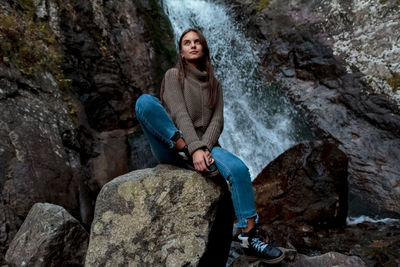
xmin=161 ymin=28 xmax=219 ymax=108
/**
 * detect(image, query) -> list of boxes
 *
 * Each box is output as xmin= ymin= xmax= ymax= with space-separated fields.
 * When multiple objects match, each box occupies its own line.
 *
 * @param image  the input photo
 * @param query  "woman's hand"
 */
xmin=204 ymin=149 xmax=214 ymax=165
xmin=192 ymin=149 xmax=214 ymax=172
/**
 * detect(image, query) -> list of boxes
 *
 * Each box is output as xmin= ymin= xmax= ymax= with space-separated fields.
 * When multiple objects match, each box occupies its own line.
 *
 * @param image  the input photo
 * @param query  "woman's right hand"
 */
xmin=192 ymin=149 xmax=212 ymax=172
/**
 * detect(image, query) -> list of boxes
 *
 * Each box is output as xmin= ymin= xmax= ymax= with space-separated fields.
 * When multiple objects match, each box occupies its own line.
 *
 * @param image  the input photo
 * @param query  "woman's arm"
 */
xmin=201 ymin=82 xmax=224 ymax=150
xmin=163 ymin=68 xmax=208 ymax=155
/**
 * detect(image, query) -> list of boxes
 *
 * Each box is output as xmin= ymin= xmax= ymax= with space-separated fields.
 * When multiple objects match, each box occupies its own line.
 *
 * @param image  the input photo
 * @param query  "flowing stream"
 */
xmin=161 ymin=0 xmax=310 ymax=178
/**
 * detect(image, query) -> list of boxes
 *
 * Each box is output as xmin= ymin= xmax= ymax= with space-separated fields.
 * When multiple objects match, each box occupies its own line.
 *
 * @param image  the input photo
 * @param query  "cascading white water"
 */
xmin=162 ymin=0 xmax=309 ymax=178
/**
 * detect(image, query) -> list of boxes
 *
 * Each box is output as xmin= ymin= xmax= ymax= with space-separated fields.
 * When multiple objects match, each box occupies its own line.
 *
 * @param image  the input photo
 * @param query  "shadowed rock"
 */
xmin=85 ymin=164 xmax=234 ymax=266
xmin=0 ymin=63 xmax=90 ymax=263
xmin=0 ymin=0 xmax=174 ymax=263
xmin=5 ymin=203 xmax=88 ymax=267
xmin=253 ymin=141 xmax=348 ymax=228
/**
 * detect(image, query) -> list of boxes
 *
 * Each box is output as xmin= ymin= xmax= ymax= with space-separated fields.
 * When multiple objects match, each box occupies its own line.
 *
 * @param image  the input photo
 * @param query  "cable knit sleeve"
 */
xmin=162 ymin=68 xmax=207 ymax=154
xmin=202 ymin=82 xmax=224 ymax=150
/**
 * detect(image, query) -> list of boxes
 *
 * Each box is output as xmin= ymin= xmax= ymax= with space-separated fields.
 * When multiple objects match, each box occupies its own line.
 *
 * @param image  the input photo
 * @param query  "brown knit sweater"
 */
xmin=162 ymin=64 xmax=224 ymax=155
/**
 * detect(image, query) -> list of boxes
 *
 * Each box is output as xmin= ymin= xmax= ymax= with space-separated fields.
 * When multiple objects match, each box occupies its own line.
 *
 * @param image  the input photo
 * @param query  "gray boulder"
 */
xmin=5 ymin=203 xmax=88 ymax=267
xmin=85 ymin=164 xmax=234 ymax=267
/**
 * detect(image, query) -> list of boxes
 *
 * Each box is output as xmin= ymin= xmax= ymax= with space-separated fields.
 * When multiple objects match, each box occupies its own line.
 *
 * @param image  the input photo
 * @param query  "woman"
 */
xmin=135 ymin=29 xmax=284 ymax=264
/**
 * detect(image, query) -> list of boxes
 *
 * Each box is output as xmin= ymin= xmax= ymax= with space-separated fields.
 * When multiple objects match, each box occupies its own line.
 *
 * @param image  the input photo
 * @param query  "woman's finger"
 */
xmin=204 ymin=150 xmax=213 ymax=165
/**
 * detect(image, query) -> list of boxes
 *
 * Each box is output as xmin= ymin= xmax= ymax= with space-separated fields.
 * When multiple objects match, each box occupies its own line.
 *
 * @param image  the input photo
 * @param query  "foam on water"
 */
xmin=346 ymin=215 xmax=399 ymax=225
xmin=162 ymin=0 xmax=309 ymax=178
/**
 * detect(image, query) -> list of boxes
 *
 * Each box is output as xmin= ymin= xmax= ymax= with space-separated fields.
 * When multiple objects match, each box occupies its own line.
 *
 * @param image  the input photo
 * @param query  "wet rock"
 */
xmin=314 ymin=220 xmax=400 ymax=266
xmin=253 ymin=141 xmax=348 ymax=228
xmin=85 ymin=164 xmax=234 ymax=266
xmin=5 ymin=203 xmax=88 ymax=267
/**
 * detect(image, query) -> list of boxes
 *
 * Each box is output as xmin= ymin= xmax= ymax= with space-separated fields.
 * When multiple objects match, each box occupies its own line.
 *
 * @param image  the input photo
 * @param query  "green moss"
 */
xmin=0 ymin=5 xmax=79 ymax=124
xmin=0 ymin=12 xmax=61 ymax=76
xmin=92 ymin=30 xmax=108 ymax=57
xmin=257 ymin=0 xmax=270 ymax=12
xmin=16 ymin=0 xmax=35 ymax=17
xmin=386 ymin=72 xmax=400 ymax=92
xmin=379 ymin=0 xmax=400 ymax=5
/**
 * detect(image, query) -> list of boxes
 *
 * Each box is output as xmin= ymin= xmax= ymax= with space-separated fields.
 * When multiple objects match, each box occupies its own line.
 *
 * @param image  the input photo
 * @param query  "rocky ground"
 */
xmin=5 ymin=163 xmax=399 ymax=266
xmin=1 ymin=0 xmax=399 ymax=265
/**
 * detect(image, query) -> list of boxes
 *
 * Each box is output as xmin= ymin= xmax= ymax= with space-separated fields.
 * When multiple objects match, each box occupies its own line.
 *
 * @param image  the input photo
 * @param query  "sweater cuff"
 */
xmin=187 ymin=141 xmax=207 ymax=155
xmin=205 ymin=141 xmax=214 ymax=152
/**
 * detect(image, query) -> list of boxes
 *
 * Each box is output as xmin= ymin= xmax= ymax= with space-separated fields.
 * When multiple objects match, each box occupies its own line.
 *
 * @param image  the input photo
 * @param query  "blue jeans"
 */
xmin=135 ymin=94 xmax=258 ymax=228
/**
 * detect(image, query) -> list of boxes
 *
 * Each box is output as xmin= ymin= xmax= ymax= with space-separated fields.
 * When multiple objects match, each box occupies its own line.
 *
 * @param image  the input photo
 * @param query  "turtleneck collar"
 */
xmin=186 ymin=63 xmax=208 ymax=81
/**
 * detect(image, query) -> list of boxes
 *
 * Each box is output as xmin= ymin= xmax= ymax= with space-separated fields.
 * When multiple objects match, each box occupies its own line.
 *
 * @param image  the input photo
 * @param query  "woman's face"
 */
xmin=180 ymin=31 xmax=204 ymax=65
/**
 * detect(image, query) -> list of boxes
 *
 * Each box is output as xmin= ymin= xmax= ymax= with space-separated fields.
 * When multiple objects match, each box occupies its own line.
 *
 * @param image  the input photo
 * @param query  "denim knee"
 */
xmin=135 ymin=94 xmax=157 ymax=122
xmin=226 ymin=158 xmax=251 ymax=185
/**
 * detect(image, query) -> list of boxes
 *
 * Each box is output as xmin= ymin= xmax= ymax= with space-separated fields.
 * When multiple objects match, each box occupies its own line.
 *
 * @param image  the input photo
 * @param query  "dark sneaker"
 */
xmin=238 ymin=228 xmax=284 ymax=264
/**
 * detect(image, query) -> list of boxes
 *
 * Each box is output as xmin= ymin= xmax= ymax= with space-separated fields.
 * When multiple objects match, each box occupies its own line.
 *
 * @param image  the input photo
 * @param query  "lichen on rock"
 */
xmin=85 ymin=164 xmax=233 ymax=266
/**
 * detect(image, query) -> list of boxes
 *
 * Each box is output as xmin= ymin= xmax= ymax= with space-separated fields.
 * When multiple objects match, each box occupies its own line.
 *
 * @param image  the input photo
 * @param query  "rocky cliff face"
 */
xmin=228 ymin=0 xmax=400 ymax=218
xmin=0 ymin=0 xmax=173 ymax=262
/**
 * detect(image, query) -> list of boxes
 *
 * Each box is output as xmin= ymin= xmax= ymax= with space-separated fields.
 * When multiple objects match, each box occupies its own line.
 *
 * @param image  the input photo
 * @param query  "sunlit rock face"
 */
xmin=233 ymin=0 xmax=400 ymax=103
xmin=85 ymin=165 xmax=233 ymax=267
xmin=227 ymin=0 xmax=400 ymax=218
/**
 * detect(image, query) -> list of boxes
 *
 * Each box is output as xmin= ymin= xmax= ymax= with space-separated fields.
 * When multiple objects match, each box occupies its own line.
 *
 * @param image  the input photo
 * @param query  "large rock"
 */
xmin=250 ymin=141 xmax=399 ymax=266
xmin=228 ymin=0 xmax=400 ymax=218
xmin=85 ymin=164 xmax=234 ymax=266
xmin=0 ymin=63 xmax=90 ymax=262
xmin=58 ymin=0 xmax=176 ymax=131
xmin=253 ymin=141 xmax=348 ymax=228
xmin=5 ymin=203 xmax=88 ymax=266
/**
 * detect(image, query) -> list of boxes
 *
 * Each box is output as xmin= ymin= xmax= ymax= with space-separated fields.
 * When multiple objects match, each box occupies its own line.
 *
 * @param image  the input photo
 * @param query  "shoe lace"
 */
xmin=250 ymin=237 xmax=269 ymax=253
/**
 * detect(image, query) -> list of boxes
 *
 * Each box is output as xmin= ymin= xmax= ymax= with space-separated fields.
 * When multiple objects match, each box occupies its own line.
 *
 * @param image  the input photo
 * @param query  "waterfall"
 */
xmin=161 ymin=0 xmax=309 ymax=178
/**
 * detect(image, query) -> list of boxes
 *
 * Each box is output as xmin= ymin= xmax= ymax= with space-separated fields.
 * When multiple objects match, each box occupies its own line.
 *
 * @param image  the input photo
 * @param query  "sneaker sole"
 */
xmin=244 ymin=250 xmax=285 ymax=264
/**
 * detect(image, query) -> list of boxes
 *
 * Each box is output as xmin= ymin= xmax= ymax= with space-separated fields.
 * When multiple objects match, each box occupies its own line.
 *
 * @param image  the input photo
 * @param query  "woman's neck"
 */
xmin=186 ymin=62 xmax=208 ymax=81
xmin=186 ymin=61 xmax=203 ymax=71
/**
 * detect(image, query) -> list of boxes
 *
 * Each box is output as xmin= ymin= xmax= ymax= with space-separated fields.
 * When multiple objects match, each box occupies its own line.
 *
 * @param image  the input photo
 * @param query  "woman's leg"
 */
xmin=135 ymin=94 xmax=181 ymax=164
xmin=211 ymin=147 xmax=284 ymax=263
xmin=210 ymin=146 xmax=258 ymax=229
